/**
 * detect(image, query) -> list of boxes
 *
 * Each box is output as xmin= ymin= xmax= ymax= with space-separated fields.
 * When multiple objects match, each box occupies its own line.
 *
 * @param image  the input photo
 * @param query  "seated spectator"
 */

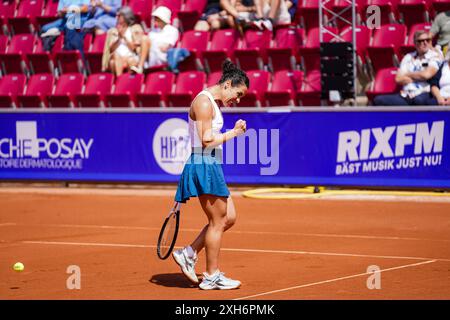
xmin=218 ymin=0 xmax=290 ymax=32
xmin=286 ymin=0 xmax=298 ymax=21
xmin=130 ymin=6 xmax=180 ymax=74
xmin=102 ymin=6 xmax=145 ymax=76
xmin=195 ymin=0 xmax=261 ymax=32
xmin=430 ymin=11 xmax=450 ymax=58
xmin=285 ymin=0 xmax=297 ymax=22
xmin=41 ymin=0 xmax=90 ymax=37
xmin=83 ymin=0 xmax=122 ymax=35
xmin=252 ymin=0 xmax=291 ymax=31
xmin=430 ymin=54 xmax=450 ymax=106
xmin=373 ymin=31 xmax=442 ymax=106
xmin=194 ymin=0 xmax=228 ymax=31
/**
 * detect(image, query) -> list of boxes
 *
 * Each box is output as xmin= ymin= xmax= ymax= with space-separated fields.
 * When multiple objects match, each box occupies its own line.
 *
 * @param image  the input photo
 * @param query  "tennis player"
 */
xmin=172 ymin=60 xmax=249 ymax=290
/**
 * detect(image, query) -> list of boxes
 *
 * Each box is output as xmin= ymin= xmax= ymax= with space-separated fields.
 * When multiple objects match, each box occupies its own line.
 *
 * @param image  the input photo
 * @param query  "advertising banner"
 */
xmin=0 ymin=110 xmax=448 ymax=188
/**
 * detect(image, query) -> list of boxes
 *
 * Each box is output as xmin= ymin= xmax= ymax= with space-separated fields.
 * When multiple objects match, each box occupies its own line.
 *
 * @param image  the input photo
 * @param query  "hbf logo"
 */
xmin=153 ymin=118 xmax=191 ymax=175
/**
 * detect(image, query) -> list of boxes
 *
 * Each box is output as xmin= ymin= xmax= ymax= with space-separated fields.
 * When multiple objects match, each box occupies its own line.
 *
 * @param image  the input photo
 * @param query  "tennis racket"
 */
xmin=156 ymin=202 xmax=181 ymax=260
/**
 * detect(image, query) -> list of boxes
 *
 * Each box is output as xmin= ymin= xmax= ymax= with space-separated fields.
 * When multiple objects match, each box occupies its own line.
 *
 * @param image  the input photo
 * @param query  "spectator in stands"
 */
xmin=194 ymin=0 xmax=256 ymax=31
xmin=102 ymin=6 xmax=145 ymax=76
xmin=216 ymin=0 xmax=290 ymax=32
xmin=286 ymin=0 xmax=297 ymax=21
xmin=430 ymin=11 xmax=450 ymax=58
xmin=41 ymin=0 xmax=90 ymax=37
xmin=83 ymin=0 xmax=122 ymax=35
xmin=129 ymin=6 xmax=180 ymax=74
xmin=373 ymin=31 xmax=442 ymax=106
xmin=429 ymin=54 xmax=450 ymax=106
xmin=194 ymin=0 xmax=226 ymax=31
xmin=252 ymin=0 xmax=291 ymax=31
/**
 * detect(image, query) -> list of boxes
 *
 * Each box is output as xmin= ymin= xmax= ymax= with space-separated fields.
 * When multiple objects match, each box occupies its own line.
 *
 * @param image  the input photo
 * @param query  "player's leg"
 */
xmin=172 ymin=194 xmax=226 ymax=284
xmin=198 ymin=194 xmax=228 ymax=275
xmin=197 ymin=195 xmax=241 ymax=290
xmin=173 ymin=196 xmax=236 ymax=284
xmin=190 ymin=196 xmax=236 ymax=254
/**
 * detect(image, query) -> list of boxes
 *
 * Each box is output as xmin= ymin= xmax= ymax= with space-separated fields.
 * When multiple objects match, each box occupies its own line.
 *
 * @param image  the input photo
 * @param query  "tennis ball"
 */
xmin=13 ymin=262 xmax=24 ymax=272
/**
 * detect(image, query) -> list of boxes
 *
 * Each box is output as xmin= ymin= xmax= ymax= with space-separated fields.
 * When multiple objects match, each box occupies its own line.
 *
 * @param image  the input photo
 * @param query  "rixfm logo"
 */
xmin=335 ymin=121 xmax=445 ymax=175
xmin=0 ymin=121 xmax=94 ymax=170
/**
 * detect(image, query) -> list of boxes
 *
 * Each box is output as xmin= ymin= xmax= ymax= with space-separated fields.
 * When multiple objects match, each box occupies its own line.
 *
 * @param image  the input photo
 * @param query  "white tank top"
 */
xmin=189 ymin=90 xmax=224 ymax=149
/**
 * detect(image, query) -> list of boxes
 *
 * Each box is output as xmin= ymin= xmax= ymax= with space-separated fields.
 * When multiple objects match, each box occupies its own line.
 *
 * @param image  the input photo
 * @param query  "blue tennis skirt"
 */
xmin=175 ymin=150 xmax=230 ymax=203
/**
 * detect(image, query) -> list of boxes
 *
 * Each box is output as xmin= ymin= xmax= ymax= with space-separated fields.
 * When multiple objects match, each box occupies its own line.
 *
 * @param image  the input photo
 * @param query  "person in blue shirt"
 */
xmin=83 ymin=0 xmax=122 ymax=35
xmin=41 ymin=0 xmax=90 ymax=36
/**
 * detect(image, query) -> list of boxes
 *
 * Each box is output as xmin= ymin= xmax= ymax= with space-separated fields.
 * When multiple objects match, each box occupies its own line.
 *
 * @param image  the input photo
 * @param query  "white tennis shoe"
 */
xmin=172 ymin=248 xmax=199 ymax=284
xmin=199 ymin=270 xmax=241 ymax=290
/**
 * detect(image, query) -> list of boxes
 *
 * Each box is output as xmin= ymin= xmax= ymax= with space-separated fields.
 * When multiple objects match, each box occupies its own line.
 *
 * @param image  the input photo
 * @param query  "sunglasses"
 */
xmin=416 ymin=38 xmax=431 ymax=44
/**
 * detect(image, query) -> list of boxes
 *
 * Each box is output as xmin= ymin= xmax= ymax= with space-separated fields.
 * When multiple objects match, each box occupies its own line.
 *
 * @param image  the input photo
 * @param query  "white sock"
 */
xmin=185 ymin=245 xmax=196 ymax=258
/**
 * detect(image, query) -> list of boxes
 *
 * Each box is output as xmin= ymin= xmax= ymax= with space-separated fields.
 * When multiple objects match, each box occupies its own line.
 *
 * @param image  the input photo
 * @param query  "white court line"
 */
xmin=234 ymin=259 xmax=437 ymax=300
xmin=2 ymin=187 xmax=450 ymax=203
xmin=4 ymin=222 xmax=450 ymax=243
xmin=0 ymin=223 xmax=17 ymax=227
xmin=19 ymin=240 xmax=450 ymax=262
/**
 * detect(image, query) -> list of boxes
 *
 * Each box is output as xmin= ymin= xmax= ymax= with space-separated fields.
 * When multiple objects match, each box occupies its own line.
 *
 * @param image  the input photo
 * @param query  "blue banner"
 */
xmin=0 ymin=110 xmax=449 ymax=188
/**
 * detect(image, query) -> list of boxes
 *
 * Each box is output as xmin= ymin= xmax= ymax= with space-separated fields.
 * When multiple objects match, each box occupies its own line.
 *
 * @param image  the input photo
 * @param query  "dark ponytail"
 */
xmin=218 ymin=59 xmax=250 ymax=88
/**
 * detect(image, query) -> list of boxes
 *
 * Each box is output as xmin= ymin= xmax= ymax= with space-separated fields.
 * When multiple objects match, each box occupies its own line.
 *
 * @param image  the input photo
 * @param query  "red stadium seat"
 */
xmin=340 ymin=25 xmax=372 ymax=64
xmin=0 ymin=34 xmax=36 ymax=74
xmin=298 ymin=27 xmax=337 ymax=72
xmin=177 ymin=30 xmax=209 ymax=71
xmin=54 ymin=35 xmax=91 ymax=74
xmin=206 ymin=71 xmax=222 ymax=87
xmin=167 ymin=71 xmax=205 ymax=107
xmin=399 ymin=23 xmax=432 ymax=57
xmin=47 ymin=73 xmax=84 ymax=108
xmin=237 ymin=70 xmax=270 ymax=107
xmin=364 ymin=0 xmax=400 ymax=25
xmin=55 ymin=51 xmax=84 ymax=73
xmin=0 ymin=34 xmax=7 ymax=53
xmin=203 ymin=29 xmax=240 ymax=73
xmin=366 ymin=67 xmax=399 ymax=103
xmin=0 ymin=0 xmax=15 ymax=18
xmin=129 ymin=0 xmax=153 ymax=27
xmin=265 ymin=70 xmax=304 ymax=107
xmin=75 ymin=73 xmax=114 ymax=108
xmin=177 ymin=0 xmax=207 ymax=31
xmin=105 ymin=73 xmax=144 ymax=108
xmin=8 ymin=0 xmax=44 ymax=34
xmin=432 ymin=0 xmax=450 ymax=12
xmin=367 ymin=24 xmax=407 ymax=73
xmin=234 ymin=29 xmax=272 ymax=71
xmin=331 ymin=0 xmax=366 ymax=29
xmin=296 ymin=70 xmax=322 ymax=106
xmin=136 ymin=71 xmax=175 ymax=107
xmin=0 ymin=0 xmax=16 ymax=34
xmin=267 ymin=27 xmax=304 ymax=71
xmin=17 ymin=73 xmax=54 ymax=108
xmin=26 ymin=35 xmax=64 ymax=74
xmin=296 ymin=0 xmax=322 ymax=32
xmin=0 ymin=74 xmax=27 ymax=108
xmin=85 ymin=33 xmax=107 ymax=74
xmin=398 ymin=0 xmax=433 ymax=28
xmin=36 ymin=0 xmax=59 ymax=30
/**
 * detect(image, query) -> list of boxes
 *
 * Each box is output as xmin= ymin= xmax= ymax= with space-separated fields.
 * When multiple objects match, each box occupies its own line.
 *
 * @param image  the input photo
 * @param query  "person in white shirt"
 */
xmin=102 ymin=6 xmax=145 ymax=76
xmin=373 ymin=31 xmax=443 ymax=106
xmin=430 ymin=52 xmax=450 ymax=105
xmin=130 ymin=6 xmax=180 ymax=74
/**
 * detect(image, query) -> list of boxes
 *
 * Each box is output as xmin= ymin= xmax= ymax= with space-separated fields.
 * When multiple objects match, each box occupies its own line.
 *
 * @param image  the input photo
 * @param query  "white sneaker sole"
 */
xmin=172 ymin=252 xmax=199 ymax=284
xmin=199 ymin=282 xmax=241 ymax=290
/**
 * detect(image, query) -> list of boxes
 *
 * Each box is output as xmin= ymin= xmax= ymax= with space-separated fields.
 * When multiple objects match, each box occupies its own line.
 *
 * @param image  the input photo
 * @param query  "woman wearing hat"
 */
xmin=130 ymin=6 xmax=180 ymax=74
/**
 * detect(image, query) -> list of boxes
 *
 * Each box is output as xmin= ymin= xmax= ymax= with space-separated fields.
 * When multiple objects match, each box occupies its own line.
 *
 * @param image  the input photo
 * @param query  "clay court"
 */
xmin=1 ymin=187 xmax=449 ymax=300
